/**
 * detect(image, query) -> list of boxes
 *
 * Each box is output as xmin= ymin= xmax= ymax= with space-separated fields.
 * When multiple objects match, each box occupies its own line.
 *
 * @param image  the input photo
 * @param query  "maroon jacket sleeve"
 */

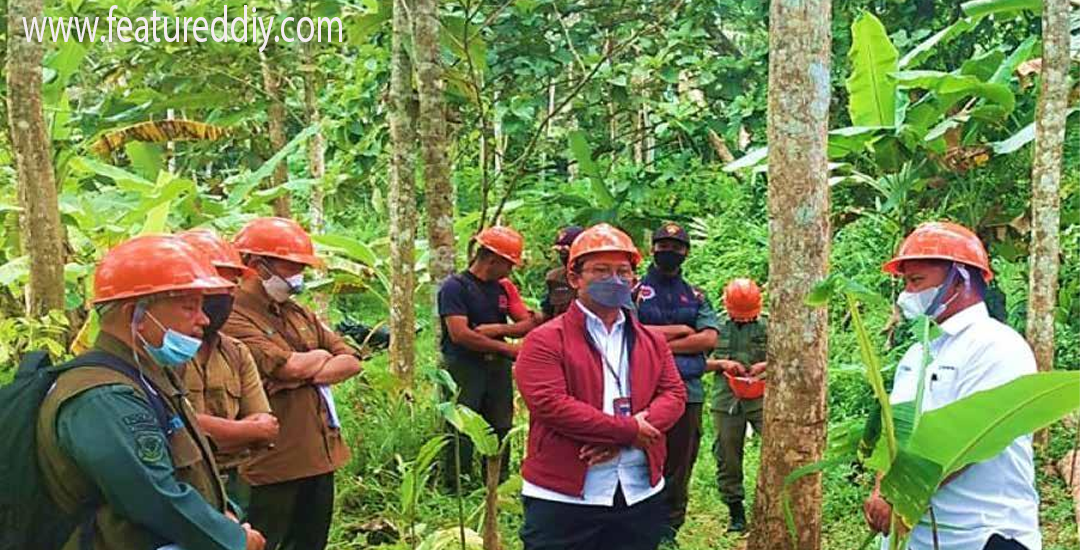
xmin=641 ymin=335 xmax=686 ymax=432
xmin=515 ymin=328 xmax=639 ymax=446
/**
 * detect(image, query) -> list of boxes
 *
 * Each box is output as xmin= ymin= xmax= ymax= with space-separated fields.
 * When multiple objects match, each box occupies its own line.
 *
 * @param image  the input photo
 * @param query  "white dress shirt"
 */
xmin=522 ymin=301 xmax=665 ymax=506
xmin=883 ymin=302 xmax=1041 ymax=550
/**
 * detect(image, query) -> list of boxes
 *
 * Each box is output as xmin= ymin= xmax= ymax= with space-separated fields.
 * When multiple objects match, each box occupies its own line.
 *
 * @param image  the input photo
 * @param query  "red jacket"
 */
xmin=514 ymin=303 xmax=687 ymax=497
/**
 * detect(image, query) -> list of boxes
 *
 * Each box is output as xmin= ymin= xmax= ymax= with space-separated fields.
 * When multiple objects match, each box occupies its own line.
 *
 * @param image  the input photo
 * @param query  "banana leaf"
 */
xmin=881 ymin=371 xmax=1080 ymax=526
xmin=846 ymin=12 xmax=898 ymax=126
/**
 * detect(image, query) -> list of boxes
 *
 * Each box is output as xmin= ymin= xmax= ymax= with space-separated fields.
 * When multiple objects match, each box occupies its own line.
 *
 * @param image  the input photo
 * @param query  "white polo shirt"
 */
xmin=884 ymin=302 xmax=1041 ymax=550
xmin=521 ymin=301 xmax=664 ymax=506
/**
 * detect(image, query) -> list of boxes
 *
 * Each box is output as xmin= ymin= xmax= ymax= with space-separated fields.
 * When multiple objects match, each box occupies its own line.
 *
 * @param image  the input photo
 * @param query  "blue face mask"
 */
xmin=134 ymin=308 xmax=203 ymax=367
xmin=586 ymin=276 xmax=634 ymax=309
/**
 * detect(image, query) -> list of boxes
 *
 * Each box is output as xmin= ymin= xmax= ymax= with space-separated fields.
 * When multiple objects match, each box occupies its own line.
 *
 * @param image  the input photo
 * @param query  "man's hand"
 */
xmin=281 ymin=349 xmax=332 ymax=380
xmin=715 ymin=359 xmax=747 ymax=376
xmin=475 ymin=324 xmax=506 ymax=339
xmin=863 ymin=488 xmax=893 ymax=534
xmin=265 ymin=379 xmax=307 ymax=395
xmin=245 ymin=413 xmax=280 ymax=444
xmin=502 ymin=342 xmax=521 ymax=359
xmin=243 ymin=523 xmax=266 ymax=550
xmin=748 ymin=361 xmax=767 ymax=379
xmin=633 ymin=411 xmax=661 ymax=449
xmin=579 ymin=444 xmax=620 ymax=465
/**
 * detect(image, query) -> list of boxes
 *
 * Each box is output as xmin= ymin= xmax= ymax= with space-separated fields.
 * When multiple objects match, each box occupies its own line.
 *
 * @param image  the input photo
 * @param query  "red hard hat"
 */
xmin=177 ymin=229 xmax=253 ymax=277
xmin=93 ymin=235 xmax=234 ymax=304
xmin=882 ymin=221 xmax=993 ymax=282
xmin=233 ymin=217 xmax=322 ymax=267
xmin=724 ymin=278 xmax=763 ymax=322
xmin=475 ymin=226 xmax=525 ymax=266
xmin=724 ymin=372 xmax=766 ymax=400
xmin=567 ymin=223 xmax=643 ymax=268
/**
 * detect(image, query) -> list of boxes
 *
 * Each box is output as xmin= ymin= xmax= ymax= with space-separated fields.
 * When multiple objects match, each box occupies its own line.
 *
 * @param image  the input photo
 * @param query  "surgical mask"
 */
xmin=262 ymin=272 xmax=304 ymax=303
xmin=586 ymin=276 xmax=634 ymax=309
xmin=654 ymin=250 xmax=686 ymax=273
xmin=201 ymin=294 xmax=235 ymax=337
xmin=897 ymin=286 xmax=944 ymax=320
xmin=896 ymin=264 xmax=969 ymax=321
xmin=134 ymin=308 xmax=203 ymax=367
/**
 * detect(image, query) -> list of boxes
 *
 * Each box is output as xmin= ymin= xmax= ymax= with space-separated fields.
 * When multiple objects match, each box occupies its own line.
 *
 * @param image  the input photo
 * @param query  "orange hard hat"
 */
xmin=724 ymin=372 xmax=766 ymax=400
xmin=724 ymin=278 xmax=762 ymax=322
xmin=177 ymin=229 xmax=254 ymax=278
xmin=233 ymin=217 xmax=322 ymax=267
xmin=93 ymin=235 xmax=234 ymax=304
xmin=882 ymin=221 xmax=993 ymax=282
xmin=475 ymin=226 xmax=524 ymax=266
xmin=567 ymin=223 xmax=643 ymax=268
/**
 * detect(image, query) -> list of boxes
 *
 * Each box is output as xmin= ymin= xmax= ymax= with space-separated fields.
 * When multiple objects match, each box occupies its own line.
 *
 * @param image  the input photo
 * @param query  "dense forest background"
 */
xmin=1 ymin=0 xmax=1078 ymax=548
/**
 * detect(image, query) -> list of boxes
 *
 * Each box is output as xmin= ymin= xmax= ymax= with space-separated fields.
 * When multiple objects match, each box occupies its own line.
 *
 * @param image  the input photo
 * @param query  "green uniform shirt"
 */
xmin=37 ymin=333 xmax=245 ymax=550
xmin=711 ymin=315 xmax=767 ymax=414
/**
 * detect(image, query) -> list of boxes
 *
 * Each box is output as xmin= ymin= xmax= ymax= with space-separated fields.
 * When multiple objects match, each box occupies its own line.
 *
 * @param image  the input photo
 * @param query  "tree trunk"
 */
xmin=483 ymin=455 xmax=502 ymax=550
xmin=303 ymin=42 xmax=327 ymax=234
xmin=1026 ymin=0 xmax=1069 ymax=449
xmin=388 ymin=0 xmax=418 ymax=382
xmin=302 ymin=40 xmax=332 ymax=320
xmin=415 ymin=0 xmax=456 ymax=344
xmin=7 ymin=0 xmax=66 ymax=318
xmin=1056 ymin=445 xmax=1080 ymax=534
xmin=260 ymin=49 xmax=291 ymax=218
xmin=748 ymin=0 xmax=832 ymax=548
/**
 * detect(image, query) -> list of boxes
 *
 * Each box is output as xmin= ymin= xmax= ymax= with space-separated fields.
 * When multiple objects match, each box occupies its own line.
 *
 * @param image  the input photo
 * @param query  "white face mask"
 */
xmin=896 ymin=264 xmax=972 ymax=321
xmin=896 ymin=286 xmax=944 ymax=320
xmin=262 ymin=272 xmax=304 ymax=303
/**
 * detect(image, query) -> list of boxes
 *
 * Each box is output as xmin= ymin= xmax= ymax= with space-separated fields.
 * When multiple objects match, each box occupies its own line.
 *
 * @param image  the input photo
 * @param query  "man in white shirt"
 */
xmin=864 ymin=221 xmax=1041 ymax=550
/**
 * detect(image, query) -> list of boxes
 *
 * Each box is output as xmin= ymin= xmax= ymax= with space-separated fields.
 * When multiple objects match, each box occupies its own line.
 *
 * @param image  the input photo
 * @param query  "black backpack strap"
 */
xmin=16 ymin=350 xmax=52 ymax=378
xmin=57 ymin=351 xmax=176 ymax=437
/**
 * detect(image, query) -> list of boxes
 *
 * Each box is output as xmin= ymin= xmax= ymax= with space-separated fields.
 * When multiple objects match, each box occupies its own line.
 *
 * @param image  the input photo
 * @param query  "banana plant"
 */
xmin=396 ymin=435 xmax=449 ymax=548
xmin=435 ymin=368 xmax=524 ymax=550
xmin=726 ymin=4 xmax=1042 ymax=176
xmin=785 ymin=274 xmax=1080 ymax=550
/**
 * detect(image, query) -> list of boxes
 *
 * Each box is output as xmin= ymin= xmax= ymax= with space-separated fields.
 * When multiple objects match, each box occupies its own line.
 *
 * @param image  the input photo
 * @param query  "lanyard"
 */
xmin=586 ymin=324 xmax=628 ymax=398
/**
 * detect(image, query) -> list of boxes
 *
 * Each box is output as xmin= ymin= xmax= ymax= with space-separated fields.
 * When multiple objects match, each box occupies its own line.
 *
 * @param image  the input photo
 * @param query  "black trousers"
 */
xmin=442 ymin=357 xmax=514 ymax=487
xmin=246 ymin=472 xmax=335 ymax=550
xmin=663 ymin=403 xmax=703 ymax=533
xmin=983 ymin=534 xmax=1029 ymax=550
xmin=521 ymin=488 xmax=669 ymax=550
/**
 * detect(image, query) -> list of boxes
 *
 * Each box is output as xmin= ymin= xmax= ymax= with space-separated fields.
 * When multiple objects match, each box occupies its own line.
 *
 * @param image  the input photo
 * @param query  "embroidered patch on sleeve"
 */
xmin=134 ymin=431 xmax=167 ymax=464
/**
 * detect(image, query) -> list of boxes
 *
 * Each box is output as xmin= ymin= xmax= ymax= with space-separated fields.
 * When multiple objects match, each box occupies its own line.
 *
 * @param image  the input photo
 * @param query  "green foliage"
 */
xmin=846 ymin=13 xmax=899 ymax=127
xmin=1 ymin=0 xmax=1077 ymax=547
xmin=0 ymin=311 xmax=71 ymax=383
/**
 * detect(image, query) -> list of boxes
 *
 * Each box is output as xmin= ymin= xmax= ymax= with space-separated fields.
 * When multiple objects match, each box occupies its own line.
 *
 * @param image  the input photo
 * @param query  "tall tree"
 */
xmin=416 ymin=0 xmax=456 ymax=345
xmin=6 ymin=0 xmax=66 ymax=317
xmin=302 ymin=39 xmax=333 ymax=320
xmin=749 ymin=0 xmax=832 ymax=547
xmin=259 ymin=48 xmax=292 ymax=218
xmin=303 ymin=40 xmax=327 ymax=234
xmin=1026 ymin=0 xmax=1070 ymax=448
xmin=387 ymin=0 xmax=419 ymax=381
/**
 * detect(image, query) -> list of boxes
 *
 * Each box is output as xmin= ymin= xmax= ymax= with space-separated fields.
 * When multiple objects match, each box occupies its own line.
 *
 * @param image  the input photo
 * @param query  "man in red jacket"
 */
xmin=514 ymin=223 xmax=687 ymax=550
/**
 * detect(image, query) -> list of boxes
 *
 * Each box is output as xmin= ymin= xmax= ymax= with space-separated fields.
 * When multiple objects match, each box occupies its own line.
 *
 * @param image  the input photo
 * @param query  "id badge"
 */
xmin=613 ymin=397 xmax=632 ymax=418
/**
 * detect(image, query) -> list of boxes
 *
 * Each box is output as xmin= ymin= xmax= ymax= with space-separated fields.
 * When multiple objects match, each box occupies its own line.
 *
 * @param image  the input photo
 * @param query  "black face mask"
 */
xmin=202 ymin=294 xmax=235 ymax=338
xmin=654 ymin=250 xmax=686 ymax=272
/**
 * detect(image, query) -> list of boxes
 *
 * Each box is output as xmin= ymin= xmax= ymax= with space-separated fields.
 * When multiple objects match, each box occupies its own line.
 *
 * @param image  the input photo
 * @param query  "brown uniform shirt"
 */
xmin=223 ymin=278 xmax=355 ymax=485
xmin=184 ymin=334 xmax=272 ymax=469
